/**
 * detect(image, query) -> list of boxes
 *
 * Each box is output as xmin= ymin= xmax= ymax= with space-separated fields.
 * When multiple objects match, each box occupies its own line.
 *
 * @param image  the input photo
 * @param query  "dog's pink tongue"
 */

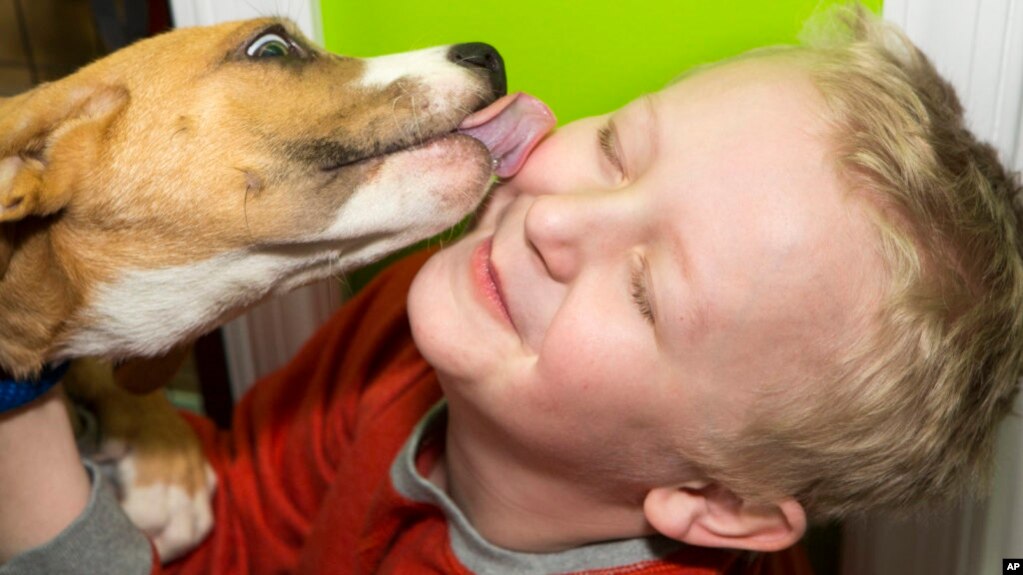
xmin=458 ymin=93 xmax=556 ymax=178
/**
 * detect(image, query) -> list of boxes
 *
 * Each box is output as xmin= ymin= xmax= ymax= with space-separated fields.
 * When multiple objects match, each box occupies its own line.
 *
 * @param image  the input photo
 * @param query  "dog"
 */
xmin=0 ymin=16 xmax=553 ymax=560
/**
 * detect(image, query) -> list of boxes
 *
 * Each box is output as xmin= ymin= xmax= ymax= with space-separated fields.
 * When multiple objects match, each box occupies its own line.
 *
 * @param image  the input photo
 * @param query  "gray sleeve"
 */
xmin=0 ymin=459 xmax=153 ymax=575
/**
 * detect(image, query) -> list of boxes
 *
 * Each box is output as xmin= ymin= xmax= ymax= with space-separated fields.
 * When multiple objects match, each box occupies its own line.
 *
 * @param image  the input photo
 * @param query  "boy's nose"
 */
xmin=524 ymin=192 xmax=620 ymax=282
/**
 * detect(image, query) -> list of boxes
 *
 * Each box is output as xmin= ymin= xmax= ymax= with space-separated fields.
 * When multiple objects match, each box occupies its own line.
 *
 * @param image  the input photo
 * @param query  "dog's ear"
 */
xmin=0 ymin=84 xmax=128 ymax=223
xmin=0 ymin=85 xmax=127 ymax=279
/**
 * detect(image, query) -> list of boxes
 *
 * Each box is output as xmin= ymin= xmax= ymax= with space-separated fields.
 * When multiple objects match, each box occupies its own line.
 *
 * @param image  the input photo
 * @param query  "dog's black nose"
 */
xmin=448 ymin=42 xmax=507 ymax=98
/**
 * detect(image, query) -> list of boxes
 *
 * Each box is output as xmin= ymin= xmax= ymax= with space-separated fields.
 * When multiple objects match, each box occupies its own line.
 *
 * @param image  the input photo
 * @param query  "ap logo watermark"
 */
xmin=1005 ymin=559 xmax=1023 ymax=573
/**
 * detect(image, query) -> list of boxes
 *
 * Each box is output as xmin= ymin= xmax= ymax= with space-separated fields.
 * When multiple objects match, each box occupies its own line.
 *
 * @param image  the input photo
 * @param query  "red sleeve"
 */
xmin=162 ymin=250 xmax=433 ymax=574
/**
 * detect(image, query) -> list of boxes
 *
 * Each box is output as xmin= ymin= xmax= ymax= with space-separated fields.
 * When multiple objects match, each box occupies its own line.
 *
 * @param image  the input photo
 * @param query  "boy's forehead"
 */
xmin=605 ymin=55 xmax=826 ymax=176
xmin=640 ymin=53 xmax=835 ymax=190
xmin=640 ymin=55 xmax=831 ymax=188
xmin=659 ymin=54 xmax=821 ymax=118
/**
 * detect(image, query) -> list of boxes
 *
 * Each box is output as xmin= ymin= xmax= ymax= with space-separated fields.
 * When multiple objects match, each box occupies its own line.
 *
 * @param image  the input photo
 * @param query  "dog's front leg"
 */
xmin=64 ymin=358 xmax=216 ymax=563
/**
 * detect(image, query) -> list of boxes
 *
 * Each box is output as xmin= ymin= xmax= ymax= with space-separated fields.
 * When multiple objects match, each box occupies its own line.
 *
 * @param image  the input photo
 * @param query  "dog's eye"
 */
xmin=247 ymin=33 xmax=292 ymax=58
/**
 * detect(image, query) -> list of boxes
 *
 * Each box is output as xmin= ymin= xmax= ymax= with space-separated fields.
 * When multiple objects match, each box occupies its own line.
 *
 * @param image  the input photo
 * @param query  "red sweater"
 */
xmin=163 ymin=251 xmax=812 ymax=575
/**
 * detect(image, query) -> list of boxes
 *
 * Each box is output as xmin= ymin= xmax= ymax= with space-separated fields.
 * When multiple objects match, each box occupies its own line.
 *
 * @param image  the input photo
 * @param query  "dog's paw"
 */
xmin=93 ymin=412 xmax=218 ymax=563
xmin=64 ymin=357 xmax=218 ymax=562
xmin=116 ymin=452 xmax=217 ymax=562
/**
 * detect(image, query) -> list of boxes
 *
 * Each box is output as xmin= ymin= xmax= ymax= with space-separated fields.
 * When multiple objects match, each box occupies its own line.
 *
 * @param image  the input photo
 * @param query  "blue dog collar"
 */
xmin=0 ymin=361 xmax=71 ymax=413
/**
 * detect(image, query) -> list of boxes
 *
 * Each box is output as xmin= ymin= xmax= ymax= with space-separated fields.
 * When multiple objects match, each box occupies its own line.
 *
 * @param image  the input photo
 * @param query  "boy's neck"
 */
xmin=427 ymin=411 xmax=655 ymax=553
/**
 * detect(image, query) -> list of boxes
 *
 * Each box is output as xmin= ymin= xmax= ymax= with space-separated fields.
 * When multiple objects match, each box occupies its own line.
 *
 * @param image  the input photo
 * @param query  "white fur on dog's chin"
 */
xmin=323 ymin=136 xmax=491 ymax=240
xmin=58 ymin=137 xmax=491 ymax=362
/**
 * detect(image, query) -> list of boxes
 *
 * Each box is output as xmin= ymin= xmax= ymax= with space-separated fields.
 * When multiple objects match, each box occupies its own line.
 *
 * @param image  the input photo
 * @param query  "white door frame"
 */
xmin=170 ymin=0 xmax=322 ymax=43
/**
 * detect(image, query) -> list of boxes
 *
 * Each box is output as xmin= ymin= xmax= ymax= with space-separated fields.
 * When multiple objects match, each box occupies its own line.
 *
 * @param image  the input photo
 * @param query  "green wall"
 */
xmin=320 ymin=0 xmax=882 ymax=125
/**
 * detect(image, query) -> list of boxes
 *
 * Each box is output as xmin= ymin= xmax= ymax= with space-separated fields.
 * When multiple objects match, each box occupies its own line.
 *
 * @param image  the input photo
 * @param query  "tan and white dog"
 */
xmin=0 ymin=17 xmax=553 ymax=560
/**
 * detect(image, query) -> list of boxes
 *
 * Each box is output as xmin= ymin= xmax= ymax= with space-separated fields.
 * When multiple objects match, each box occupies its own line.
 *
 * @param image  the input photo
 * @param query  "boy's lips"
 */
xmin=458 ymin=92 xmax=556 ymax=178
xmin=471 ymin=236 xmax=513 ymax=327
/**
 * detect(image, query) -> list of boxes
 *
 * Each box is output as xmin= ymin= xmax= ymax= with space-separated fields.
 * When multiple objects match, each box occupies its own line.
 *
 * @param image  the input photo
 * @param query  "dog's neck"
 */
xmin=0 ymin=219 xmax=81 ymax=379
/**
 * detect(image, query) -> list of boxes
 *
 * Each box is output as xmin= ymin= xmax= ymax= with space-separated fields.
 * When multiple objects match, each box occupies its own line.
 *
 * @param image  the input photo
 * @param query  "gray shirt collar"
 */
xmin=390 ymin=401 xmax=686 ymax=574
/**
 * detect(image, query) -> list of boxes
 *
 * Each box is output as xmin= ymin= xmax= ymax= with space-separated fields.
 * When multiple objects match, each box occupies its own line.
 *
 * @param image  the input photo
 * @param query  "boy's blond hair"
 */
xmin=697 ymin=4 xmax=1023 ymax=519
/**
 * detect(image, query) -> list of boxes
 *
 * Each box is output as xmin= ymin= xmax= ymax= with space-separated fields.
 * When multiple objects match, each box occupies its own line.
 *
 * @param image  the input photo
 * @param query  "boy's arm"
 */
xmin=0 ymin=386 xmax=154 ymax=573
xmin=0 ymin=387 xmax=91 ymax=561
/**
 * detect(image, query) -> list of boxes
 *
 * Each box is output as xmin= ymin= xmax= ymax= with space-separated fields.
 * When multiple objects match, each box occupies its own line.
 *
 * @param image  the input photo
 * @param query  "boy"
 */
xmin=1 ymin=5 xmax=1020 ymax=574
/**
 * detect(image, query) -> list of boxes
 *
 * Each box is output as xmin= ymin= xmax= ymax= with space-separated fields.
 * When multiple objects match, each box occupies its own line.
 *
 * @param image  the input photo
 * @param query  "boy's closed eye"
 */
xmin=630 ymin=254 xmax=657 ymax=325
xmin=597 ymin=120 xmax=626 ymax=181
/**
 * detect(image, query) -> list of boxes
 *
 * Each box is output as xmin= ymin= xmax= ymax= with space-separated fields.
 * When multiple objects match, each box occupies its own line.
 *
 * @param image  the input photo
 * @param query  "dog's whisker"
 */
xmin=243 ymin=190 xmax=253 ymax=239
xmin=241 ymin=0 xmax=265 ymax=19
xmin=329 ymin=254 xmax=352 ymax=294
xmin=410 ymin=94 xmax=424 ymax=144
xmin=235 ymin=168 xmax=255 ymax=240
xmin=395 ymin=80 xmax=421 ymax=144
xmin=389 ymin=95 xmax=403 ymax=138
xmin=390 ymin=83 xmax=413 ymax=144
xmin=388 ymin=82 xmax=424 ymax=144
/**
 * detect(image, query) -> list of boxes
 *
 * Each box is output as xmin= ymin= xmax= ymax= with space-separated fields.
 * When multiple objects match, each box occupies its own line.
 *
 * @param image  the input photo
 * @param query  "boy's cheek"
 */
xmin=472 ymin=184 xmax=520 ymax=231
xmin=503 ymin=130 xmax=600 ymax=196
xmin=535 ymin=326 xmax=650 ymax=392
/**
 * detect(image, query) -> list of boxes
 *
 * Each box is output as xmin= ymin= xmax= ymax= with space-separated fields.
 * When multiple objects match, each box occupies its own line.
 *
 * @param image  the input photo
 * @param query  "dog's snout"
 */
xmin=448 ymin=42 xmax=507 ymax=99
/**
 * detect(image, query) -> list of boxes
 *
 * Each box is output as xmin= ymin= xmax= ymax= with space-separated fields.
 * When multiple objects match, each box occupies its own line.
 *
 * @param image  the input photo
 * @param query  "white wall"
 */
xmin=167 ymin=0 xmax=335 ymax=399
xmin=843 ymin=1 xmax=1023 ymax=573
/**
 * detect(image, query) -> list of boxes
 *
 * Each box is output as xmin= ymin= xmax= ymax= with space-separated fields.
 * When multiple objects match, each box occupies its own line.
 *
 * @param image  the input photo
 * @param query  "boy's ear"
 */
xmin=0 ymin=84 xmax=128 ymax=278
xmin=643 ymin=482 xmax=807 ymax=552
xmin=0 ymin=84 xmax=129 ymax=223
